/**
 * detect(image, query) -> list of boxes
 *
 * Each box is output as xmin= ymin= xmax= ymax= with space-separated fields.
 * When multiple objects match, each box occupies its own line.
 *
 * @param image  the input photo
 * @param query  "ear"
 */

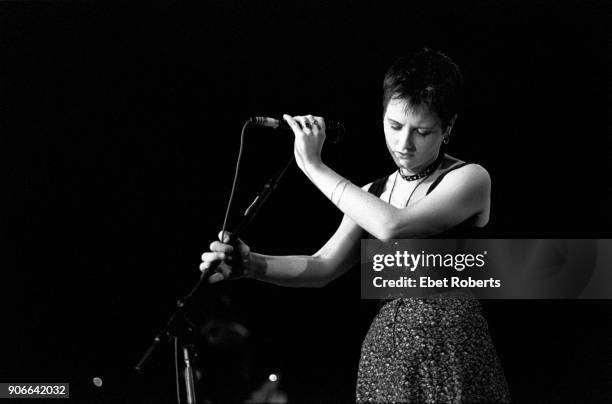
xmin=446 ymin=114 xmax=458 ymax=135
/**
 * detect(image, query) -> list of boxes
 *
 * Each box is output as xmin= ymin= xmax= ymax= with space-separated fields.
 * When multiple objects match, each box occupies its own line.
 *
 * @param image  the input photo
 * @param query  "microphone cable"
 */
xmin=220 ymin=119 xmax=251 ymax=243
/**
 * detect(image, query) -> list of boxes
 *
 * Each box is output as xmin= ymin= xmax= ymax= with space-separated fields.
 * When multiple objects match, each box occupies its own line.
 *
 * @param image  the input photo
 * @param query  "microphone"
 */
xmin=250 ymin=116 xmax=344 ymax=144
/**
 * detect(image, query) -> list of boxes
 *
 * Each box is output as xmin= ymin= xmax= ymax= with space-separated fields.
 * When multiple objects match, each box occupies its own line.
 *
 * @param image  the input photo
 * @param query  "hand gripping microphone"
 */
xmin=250 ymin=116 xmax=344 ymax=144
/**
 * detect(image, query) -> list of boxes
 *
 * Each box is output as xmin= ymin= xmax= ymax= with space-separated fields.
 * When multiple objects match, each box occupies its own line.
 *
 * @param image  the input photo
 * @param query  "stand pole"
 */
xmin=135 ymin=154 xmax=295 ymax=404
xmin=182 ymin=343 xmax=197 ymax=404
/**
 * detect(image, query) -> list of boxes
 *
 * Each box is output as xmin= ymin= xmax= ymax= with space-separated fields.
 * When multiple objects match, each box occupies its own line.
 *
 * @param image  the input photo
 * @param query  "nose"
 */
xmin=397 ymin=128 xmax=416 ymax=152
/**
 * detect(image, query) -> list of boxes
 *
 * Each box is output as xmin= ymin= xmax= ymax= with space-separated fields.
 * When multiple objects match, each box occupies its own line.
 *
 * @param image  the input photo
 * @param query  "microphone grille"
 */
xmin=250 ymin=116 xmax=280 ymax=128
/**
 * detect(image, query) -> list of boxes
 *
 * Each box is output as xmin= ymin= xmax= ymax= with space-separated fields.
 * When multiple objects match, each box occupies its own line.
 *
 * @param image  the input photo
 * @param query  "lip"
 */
xmin=395 ymin=152 xmax=414 ymax=158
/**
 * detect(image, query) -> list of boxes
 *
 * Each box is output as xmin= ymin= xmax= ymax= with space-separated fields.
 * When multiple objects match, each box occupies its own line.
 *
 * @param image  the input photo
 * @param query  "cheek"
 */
xmin=421 ymin=135 xmax=442 ymax=151
xmin=383 ymin=129 xmax=394 ymax=145
xmin=411 ymin=137 xmax=429 ymax=152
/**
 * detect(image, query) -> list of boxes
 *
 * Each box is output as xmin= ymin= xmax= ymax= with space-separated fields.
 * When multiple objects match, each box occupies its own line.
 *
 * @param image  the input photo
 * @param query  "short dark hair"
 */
xmin=383 ymin=48 xmax=463 ymax=130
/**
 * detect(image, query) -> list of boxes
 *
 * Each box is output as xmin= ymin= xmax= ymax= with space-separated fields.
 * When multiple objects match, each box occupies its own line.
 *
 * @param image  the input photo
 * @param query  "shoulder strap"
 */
xmin=426 ymin=162 xmax=472 ymax=195
xmin=368 ymin=175 xmax=390 ymax=198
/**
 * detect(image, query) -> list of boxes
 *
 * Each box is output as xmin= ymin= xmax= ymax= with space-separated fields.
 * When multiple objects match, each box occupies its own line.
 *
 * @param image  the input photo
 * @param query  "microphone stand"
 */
xmin=134 ymin=154 xmax=295 ymax=403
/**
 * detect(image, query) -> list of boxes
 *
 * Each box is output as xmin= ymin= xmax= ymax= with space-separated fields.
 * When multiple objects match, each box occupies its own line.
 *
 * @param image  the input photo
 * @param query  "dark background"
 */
xmin=2 ymin=0 xmax=611 ymax=402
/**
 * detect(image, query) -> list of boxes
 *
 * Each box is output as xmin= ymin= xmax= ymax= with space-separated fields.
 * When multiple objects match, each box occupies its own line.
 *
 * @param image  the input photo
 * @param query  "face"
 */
xmin=383 ymin=97 xmax=448 ymax=174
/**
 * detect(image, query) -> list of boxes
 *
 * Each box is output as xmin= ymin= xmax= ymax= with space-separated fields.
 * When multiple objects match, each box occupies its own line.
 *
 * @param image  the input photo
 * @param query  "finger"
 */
xmin=304 ymin=115 xmax=316 ymax=129
xmin=209 ymin=272 xmax=224 ymax=283
xmin=293 ymin=115 xmax=304 ymax=130
xmin=307 ymin=115 xmax=320 ymax=134
xmin=283 ymin=114 xmax=305 ymax=136
xmin=295 ymin=116 xmax=312 ymax=133
xmin=200 ymin=255 xmax=232 ymax=272
xmin=210 ymin=241 xmax=234 ymax=254
xmin=217 ymin=230 xmax=232 ymax=243
xmin=201 ymin=251 xmax=226 ymax=262
xmin=295 ymin=116 xmax=312 ymax=135
xmin=216 ymin=262 xmax=232 ymax=278
xmin=199 ymin=259 xmax=223 ymax=271
xmin=282 ymin=114 xmax=300 ymax=128
xmin=314 ymin=116 xmax=326 ymax=131
xmin=237 ymin=240 xmax=250 ymax=257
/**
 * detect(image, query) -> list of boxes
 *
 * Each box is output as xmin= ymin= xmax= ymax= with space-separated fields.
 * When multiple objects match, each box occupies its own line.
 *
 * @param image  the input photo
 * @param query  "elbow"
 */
xmin=372 ymin=219 xmax=399 ymax=241
xmin=308 ymin=255 xmax=335 ymax=288
xmin=376 ymin=228 xmax=396 ymax=242
xmin=311 ymin=272 xmax=334 ymax=288
xmin=317 ymin=277 xmax=332 ymax=288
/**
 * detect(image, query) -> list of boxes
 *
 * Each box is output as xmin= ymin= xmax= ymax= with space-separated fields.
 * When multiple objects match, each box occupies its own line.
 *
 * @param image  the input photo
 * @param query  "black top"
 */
xmin=365 ymin=162 xmax=486 ymax=239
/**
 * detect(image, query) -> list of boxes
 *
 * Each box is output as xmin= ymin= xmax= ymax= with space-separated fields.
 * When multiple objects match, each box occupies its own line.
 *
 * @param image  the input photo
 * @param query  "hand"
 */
xmin=200 ymin=231 xmax=251 ymax=283
xmin=283 ymin=114 xmax=326 ymax=175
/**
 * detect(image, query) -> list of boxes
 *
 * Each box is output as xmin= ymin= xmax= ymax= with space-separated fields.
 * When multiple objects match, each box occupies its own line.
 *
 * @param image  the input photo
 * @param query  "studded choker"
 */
xmin=398 ymin=153 xmax=444 ymax=181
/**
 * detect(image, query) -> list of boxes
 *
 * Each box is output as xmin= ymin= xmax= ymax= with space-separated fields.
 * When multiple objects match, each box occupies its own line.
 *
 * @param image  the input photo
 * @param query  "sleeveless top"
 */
xmin=366 ymin=162 xmax=487 ymax=239
xmin=366 ymin=161 xmax=485 ymax=302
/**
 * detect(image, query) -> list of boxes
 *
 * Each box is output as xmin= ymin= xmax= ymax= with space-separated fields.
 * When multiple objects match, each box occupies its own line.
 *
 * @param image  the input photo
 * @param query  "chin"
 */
xmin=397 ymin=162 xmax=418 ymax=173
xmin=396 ymin=157 xmax=417 ymax=168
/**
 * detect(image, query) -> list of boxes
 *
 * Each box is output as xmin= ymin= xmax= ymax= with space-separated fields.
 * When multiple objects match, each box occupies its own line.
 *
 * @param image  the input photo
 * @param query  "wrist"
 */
xmin=304 ymin=158 xmax=325 ymax=171
xmin=245 ymin=252 xmax=264 ymax=279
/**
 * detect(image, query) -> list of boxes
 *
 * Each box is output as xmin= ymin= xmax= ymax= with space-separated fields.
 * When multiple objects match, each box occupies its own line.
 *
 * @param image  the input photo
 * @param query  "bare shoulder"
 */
xmin=457 ymin=162 xmax=489 ymax=178
xmin=430 ymin=159 xmax=491 ymax=224
xmin=465 ymin=163 xmax=490 ymax=183
xmin=444 ymin=162 xmax=491 ymax=191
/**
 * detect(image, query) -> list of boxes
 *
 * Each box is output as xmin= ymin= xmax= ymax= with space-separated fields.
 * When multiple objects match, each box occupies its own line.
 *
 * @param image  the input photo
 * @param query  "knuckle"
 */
xmin=218 ymin=230 xmax=231 ymax=241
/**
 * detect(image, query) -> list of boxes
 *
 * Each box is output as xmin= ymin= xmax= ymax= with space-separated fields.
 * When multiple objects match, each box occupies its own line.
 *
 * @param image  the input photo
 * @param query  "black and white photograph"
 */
xmin=2 ymin=0 xmax=611 ymax=402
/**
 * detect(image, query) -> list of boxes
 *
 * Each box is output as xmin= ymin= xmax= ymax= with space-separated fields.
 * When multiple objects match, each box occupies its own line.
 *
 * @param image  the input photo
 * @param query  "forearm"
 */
xmin=305 ymin=163 xmax=399 ymax=239
xmin=246 ymin=252 xmax=334 ymax=288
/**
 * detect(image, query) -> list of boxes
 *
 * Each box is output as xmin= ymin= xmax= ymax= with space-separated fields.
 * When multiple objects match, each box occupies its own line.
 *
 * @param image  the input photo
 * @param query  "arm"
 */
xmin=284 ymin=114 xmax=490 ymax=239
xmin=247 ymin=184 xmax=371 ymax=287
xmin=306 ymin=162 xmax=490 ymax=239
xmin=203 ymin=184 xmax=372 ymax=287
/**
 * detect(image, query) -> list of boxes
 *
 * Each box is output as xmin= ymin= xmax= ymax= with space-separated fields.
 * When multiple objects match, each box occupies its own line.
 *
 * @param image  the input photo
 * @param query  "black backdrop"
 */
xmin=2 ymin=0 xmax=611 ymax=402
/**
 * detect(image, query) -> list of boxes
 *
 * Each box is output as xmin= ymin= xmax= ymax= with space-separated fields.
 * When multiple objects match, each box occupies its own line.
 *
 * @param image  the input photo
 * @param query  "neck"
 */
xmin=399 ymin=152 xmax=443 ymax=176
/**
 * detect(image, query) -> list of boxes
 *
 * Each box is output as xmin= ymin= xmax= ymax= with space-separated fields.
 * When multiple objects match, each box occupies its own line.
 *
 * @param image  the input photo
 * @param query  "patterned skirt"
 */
xmin=356 ymin=297 xmax=511 ymax=403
